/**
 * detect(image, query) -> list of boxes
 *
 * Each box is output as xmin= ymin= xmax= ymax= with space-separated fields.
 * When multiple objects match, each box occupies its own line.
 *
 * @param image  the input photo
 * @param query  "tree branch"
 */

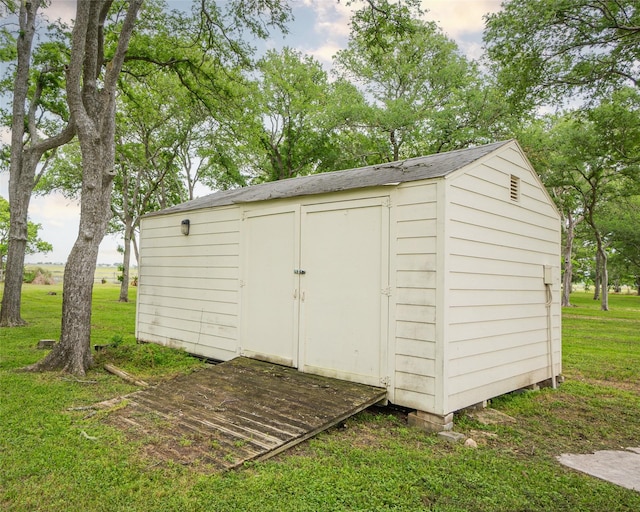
xmin=66 ymin=1 xmax=92 ymax=132
xmin=103 ymin=0 xmax=143 ymax=96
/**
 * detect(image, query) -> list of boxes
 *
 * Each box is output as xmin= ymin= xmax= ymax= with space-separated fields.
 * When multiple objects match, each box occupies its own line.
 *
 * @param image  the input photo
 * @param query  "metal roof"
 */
xmin=149 ymin=140 xmax=512 ymax=216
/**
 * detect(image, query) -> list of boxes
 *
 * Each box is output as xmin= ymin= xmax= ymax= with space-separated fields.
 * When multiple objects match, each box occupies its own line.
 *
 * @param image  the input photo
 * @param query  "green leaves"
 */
xmin=518 ymin=86 xmax=640 ymax=300
xmin=333 ymin=0 xmax=507 ymax=161
xmin=0 ymin=196 xmax=53 ymax=265
xmin=0 ymin=27 xmax=18 ymax=62
xmin=0 ymin=7 xmax=71 ymax=137
xmin=242 ymin=47 xmax=341 ymax=182
xmin=484 ymin=0 xmax=640 ymax=109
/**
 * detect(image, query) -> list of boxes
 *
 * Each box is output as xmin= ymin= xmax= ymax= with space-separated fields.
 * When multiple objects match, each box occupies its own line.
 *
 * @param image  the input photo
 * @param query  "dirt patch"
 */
xmin=466 ymin=407 xmax=517 ymax=426
xmin=567 ymin=373 xmax=640 ymax=394
xmin=107 ymin=406 xmax=219 ymax=470
xmin=31 ymin=271 xmax=55 ymax=285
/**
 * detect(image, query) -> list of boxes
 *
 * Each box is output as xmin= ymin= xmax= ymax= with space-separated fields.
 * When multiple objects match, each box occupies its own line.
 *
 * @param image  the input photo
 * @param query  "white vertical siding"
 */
xmin=135 ymin=206 xmax=242 ymax=361
xmin=444 ymin=147 xmax=561 ymax=412
xmin=392 ymin=182 xmax=439 ymax=411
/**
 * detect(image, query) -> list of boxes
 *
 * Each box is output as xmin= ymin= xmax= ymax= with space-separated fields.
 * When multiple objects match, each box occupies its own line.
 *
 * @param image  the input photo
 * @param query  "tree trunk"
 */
xmin=24 ymin=242 xmax=99 ymax=373
xmin=561 ymin=210 xmax=579 ymax=307
xmin=593 ymin=250 xmax=601 ymax=301
xmin=0 ymin=2 xmax=38 ymax=327
xmin=390 ymin=129 xmax=400 ymax=161
xmin=2 ymin=145 xmax=73 ymax=328
xmin=596 ymin=239 xmax=609 ymax=311
xmin=1 ymin=2 xmax=75 ymax=326
xmin=132 ymin=232 xmax=140 ymax=265
xmin=118 ymin=221 xmax=133 ymax=302
xmin=0 ymin=184 xmax=30 ymax=326
xmin=25 ymin=143 xmax=114 ymax=374
xmin=24 ymin=0 xmax=143 ymax=375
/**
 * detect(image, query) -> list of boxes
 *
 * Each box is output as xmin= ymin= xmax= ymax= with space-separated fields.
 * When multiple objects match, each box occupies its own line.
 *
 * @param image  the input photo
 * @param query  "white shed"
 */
xmin=135 ymin=140 xmax=562 ymax=430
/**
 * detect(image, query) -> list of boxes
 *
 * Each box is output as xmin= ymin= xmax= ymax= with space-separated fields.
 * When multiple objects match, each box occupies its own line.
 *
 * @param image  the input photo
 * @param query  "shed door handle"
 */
xmin=294 ymin=269 xmax=306 ymax=275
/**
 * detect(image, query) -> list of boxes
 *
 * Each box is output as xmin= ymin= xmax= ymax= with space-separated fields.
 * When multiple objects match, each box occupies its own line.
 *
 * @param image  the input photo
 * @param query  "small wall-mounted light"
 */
xmin=181 ymin=219 xmax=190 ymax=235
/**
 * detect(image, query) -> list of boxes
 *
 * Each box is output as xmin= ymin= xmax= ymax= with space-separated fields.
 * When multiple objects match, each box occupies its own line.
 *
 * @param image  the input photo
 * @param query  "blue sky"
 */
xmin=1 ymin=0 xmax=502 ymax=264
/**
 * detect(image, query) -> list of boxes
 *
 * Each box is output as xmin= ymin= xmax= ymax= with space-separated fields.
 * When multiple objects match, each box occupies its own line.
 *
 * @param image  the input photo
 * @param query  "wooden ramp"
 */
xmin=105 ymin=357 xmax=386 ymax=471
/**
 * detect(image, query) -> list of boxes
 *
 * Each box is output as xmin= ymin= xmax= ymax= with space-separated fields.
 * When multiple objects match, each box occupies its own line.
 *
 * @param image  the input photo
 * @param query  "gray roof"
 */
xmin=150 ymin=140 xmax=512 ymax=216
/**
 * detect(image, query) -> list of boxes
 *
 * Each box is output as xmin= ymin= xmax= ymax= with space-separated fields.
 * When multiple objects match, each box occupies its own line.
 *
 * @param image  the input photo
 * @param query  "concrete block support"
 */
xmin=408 ymin=410 xmax=454 ymax=432
xmin=437 ymin=431 xmax=466 ymax=443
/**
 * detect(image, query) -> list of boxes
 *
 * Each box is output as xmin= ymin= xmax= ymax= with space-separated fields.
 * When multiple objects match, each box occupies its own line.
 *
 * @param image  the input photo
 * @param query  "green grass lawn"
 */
xmin=1 ymin=286 xmax=639 ymax=511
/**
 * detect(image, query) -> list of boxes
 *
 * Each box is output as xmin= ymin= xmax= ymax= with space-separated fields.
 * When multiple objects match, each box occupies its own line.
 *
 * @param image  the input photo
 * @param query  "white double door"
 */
xmin=241 ymin=197 xmax=389 ymax=387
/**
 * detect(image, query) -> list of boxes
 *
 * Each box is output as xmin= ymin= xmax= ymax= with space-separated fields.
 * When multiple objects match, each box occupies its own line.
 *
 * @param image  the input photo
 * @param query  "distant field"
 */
xmin=24 ymin=263 xmax=137 ymax=284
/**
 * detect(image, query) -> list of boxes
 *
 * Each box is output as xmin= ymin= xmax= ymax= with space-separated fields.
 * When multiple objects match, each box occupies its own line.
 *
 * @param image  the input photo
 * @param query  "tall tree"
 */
xmin=245 ymin=47 xmax=339 ymax=182
xmin=484 ymin=0 xmax=639 ymax=110
xmin=518 ymin=118 xmax=585 ymax=307
xmin=333 ymin=0 xmax=503 ymax=162
xmin=599 ymin=196 xmax=640 ymax=294
xmin=538 ymin=90 xmax=640 ymax=310
xmin=25 ymin=0 xmax=292 ymax=375
xmin=0 ymin=1 xmax=74 ymax=326
xmin=111 ymin=72 xmax=188 ymax=302
xmin=485 ymin=0 xmax=640 ymax=307
xmin=26 ymin=0 xmax=144 ymax=374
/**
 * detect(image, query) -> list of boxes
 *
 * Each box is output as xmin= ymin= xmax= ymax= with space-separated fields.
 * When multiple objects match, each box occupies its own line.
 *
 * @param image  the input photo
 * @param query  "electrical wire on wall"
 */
xmin=545 ymin=282 xmax=557 ymax=389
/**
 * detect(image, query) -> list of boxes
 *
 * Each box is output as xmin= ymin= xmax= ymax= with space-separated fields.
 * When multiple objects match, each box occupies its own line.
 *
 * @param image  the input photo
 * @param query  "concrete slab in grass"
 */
xmin=558 ymin=448 xmax=640 ymax=492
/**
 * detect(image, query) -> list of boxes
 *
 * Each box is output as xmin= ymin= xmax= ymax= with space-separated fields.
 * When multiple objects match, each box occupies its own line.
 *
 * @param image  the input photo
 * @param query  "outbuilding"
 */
xmin=135 ymin=139 xmax=561 ymax=431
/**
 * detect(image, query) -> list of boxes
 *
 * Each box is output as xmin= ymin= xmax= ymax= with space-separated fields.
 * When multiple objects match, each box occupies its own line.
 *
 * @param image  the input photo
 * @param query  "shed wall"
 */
xmin=391 ymin=182 xmax=438 ymax=411
xmin=135 ymin=141 xmax=562 ymax=419
xmin=443 ymin=146 xmax=561 ymax=412
xmin=136 ymin=206 xmax=241 ymax=361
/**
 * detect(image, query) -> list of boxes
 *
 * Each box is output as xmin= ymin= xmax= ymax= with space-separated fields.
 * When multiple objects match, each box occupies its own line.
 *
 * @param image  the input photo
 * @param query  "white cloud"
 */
xmin=422 ymin=0 xmax=502 ymax=40
xmin=24 ymin=193 xmax=122 ymax=265
xmin=303 ymin=0 xmax=353 ymax=38
xmin=293 ymin=0 xmax=354 ymax=69
xmin=459 ymin=40 xmax=485 ymax=62
xmin=29 ymin=193 xmax=79 ymax=224
xmin=307 ymin=42 xmax=344 ymax=69
xmin=294 ymin=0 xmax=502 ymax=67
xmin=25 ymin=194 xmax=79 ymax=263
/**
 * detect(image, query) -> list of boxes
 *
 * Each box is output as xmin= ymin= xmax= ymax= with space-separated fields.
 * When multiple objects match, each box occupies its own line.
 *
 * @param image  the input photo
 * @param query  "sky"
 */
xmin=1 ymin=0 xmax=503 ymax=265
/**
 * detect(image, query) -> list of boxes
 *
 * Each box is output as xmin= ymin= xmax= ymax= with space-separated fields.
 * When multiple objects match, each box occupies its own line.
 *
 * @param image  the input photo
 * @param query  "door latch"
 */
xmin=293 ymin=269 xmax=306 ymax=275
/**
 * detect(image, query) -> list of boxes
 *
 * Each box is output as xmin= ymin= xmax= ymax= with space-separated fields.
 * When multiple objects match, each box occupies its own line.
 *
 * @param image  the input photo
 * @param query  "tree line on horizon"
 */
xmin=0 ymin=0 xmax=638 ymax=374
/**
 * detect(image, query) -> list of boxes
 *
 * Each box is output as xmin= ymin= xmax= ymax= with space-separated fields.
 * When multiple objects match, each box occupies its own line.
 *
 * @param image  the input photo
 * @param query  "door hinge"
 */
xmin=380 ymin=376 xmax=390 ymax=387
xmin=383 ymin=197 xmax=391 ymax=208
xmin=381 ymin=287 xmax=391 ymax=296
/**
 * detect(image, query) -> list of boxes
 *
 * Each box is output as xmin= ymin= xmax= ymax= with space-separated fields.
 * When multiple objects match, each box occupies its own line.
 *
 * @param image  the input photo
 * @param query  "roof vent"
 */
xmin=510 ymin=174 xmax=520 ymax=202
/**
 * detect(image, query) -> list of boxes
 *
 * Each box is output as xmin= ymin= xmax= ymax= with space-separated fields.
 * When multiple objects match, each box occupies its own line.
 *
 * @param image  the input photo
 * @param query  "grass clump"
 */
xmin=1 ymin=287 xmax=639 ymax=511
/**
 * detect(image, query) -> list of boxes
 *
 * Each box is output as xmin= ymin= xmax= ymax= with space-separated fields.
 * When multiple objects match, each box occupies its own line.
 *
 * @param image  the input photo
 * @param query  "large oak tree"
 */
xmin=26 ymin=0 xmax=144 ymax=374
xmin=333 ymin=0 xmax=506 ymax=163
xmin=24 ymin=0 xmax=291 ymax=375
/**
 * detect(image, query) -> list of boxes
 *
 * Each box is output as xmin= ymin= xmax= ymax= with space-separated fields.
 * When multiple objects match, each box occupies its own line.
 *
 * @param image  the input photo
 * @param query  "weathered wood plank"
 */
xmin=104 ymin=357 xmax=386 ymax=472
